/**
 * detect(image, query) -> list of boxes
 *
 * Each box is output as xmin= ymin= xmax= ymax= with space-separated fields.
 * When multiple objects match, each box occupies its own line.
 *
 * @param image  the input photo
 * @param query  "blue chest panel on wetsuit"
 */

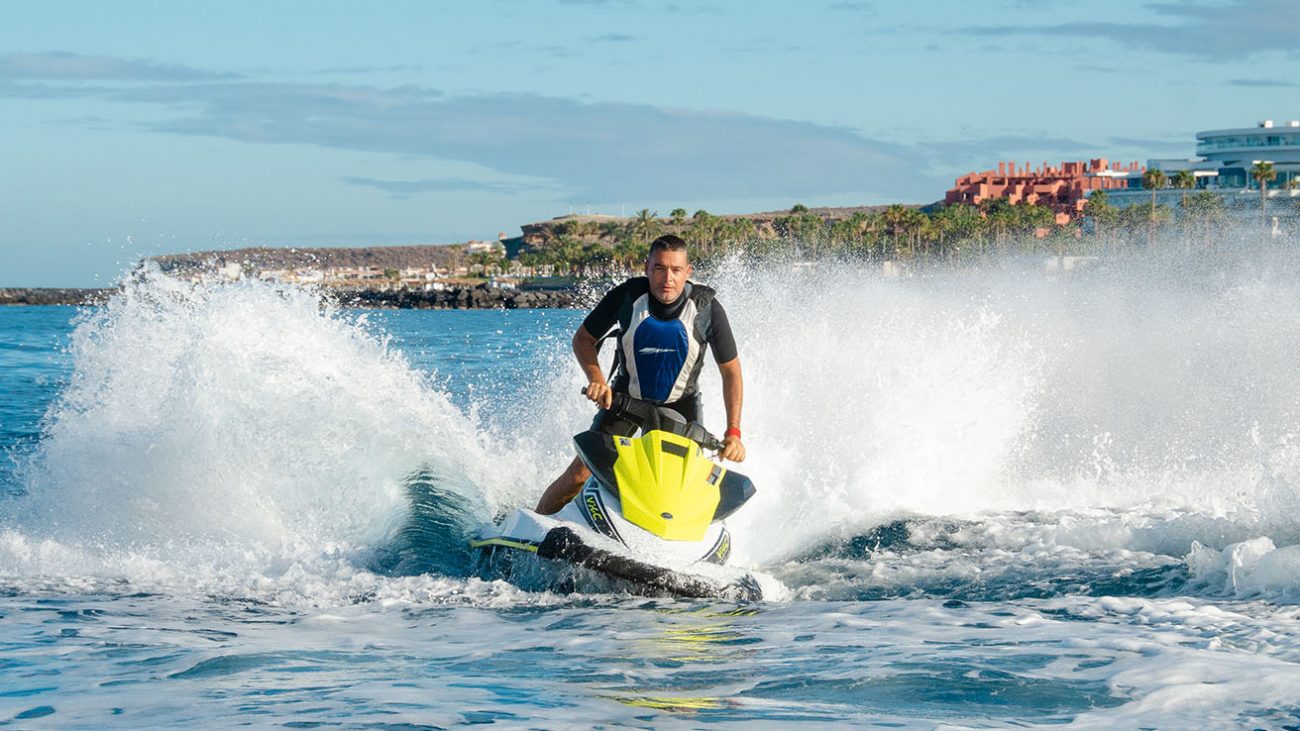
xmin=631 ymin=316 xmax=690 ymax=402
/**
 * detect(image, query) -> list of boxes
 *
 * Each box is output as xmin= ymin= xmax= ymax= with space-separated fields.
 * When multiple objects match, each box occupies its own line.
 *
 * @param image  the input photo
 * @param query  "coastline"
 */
xmin=0 ymin=288 xmax=112 ymax=306
xmin=0 ymin=284 xmax=579 ymax=309
xmin=340 ymin=283 xmax=578 ymax=309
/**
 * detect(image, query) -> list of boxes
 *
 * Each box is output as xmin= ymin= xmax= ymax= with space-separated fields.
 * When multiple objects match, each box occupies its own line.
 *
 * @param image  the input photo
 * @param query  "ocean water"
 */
xmin=5 ymin=253 xmax=1300 ymax=728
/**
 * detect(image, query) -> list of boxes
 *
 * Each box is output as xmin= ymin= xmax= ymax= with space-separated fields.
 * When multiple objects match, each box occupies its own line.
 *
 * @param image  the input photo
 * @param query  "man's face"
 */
xmin=645 ymin=249 xmax=692 ymax=304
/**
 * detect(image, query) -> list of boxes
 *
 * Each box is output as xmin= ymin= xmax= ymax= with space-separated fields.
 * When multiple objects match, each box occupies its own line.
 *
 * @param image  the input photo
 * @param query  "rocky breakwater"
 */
xmin=0 ymin=288 xmax=110 ymax=305
xmin=340 ymin=283 xmax=578 ymax=309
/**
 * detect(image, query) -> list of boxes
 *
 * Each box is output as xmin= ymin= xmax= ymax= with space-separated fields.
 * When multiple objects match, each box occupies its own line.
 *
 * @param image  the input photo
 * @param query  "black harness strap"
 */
xmin=595 ymin=327 xmax=622 ymax=383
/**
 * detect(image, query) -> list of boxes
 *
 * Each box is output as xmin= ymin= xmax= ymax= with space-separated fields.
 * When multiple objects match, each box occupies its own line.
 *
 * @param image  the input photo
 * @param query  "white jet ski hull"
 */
xmin=472 ymin=479 xmax=759 ymax=601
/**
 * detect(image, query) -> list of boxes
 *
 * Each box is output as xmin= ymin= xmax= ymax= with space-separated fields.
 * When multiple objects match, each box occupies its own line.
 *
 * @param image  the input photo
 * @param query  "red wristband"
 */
xmin=725 ymin=427 xmax=741 ymax=439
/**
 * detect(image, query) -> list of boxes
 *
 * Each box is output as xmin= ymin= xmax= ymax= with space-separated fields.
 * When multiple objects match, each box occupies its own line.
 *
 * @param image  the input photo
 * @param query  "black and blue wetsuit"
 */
xmin=581 ymin=277 xmax=738 ymax=436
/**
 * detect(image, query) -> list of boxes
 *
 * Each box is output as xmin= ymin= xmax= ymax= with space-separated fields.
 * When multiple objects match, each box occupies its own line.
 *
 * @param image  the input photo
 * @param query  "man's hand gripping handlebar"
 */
xmin=580 ymin=387 xmax=727 ymax=454
xmin=582 ymin=381 xmax=613 ymax=410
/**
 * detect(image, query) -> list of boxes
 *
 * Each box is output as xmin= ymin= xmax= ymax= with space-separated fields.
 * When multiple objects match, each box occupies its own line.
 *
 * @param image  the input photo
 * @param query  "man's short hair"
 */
xmin=648 ymin=234 xmax=689 ymax=260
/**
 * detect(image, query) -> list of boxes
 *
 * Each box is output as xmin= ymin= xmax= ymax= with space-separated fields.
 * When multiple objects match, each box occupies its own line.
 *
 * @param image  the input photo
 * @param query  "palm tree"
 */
xmin=1183 ymin=191 xmax=1227 ymax=252
xmin=1170 ymin=170 xmax=1197 ymax=251
xmin=575 ymin=220 xmax=600 ymax=240
xmin=686 ymin=210 xmax=718 ymax=255
xmin=1141 ymin=168 xmax=1168 ymax=212
xmin=1013 ymin=202 xmax=1056 ymax=252
xmin=631 ymin=208 xmax=661 ymax=244
xmin=839 ymin=211 xmax=883 ymax=258
xmin=932 ymin=204 xmax=983 ymax=260
xmin=580 ymin=242 xmax=613 ymax=275
xmin=730 ymin=218 xmax=756 ymax=250
xmin=467 ymin=252 xmax=493 ymax=278
xmin=669 ymin=208 xmax=687 ymax=227
xmin=599 ymin=221 xmax=624 ymax=242
xmin=978 ymin=198 xmax=1016 ymax=252
xmin=1171 ymin=170 xmax=1197 ymax=208
xmin=915 ymin=213 xmax=938 ymax=259
xmin=1251 ymin=161 xmax=1277 ymax=226
xmin=612 ymin=239 xmax=647 ymax=271
xmin=1083 ymin=190 xmax=1118 ymax=248
xmin=518 ymin=250 xmax=542 ymax=277
xmin=1141 ymin=169 xmax=1169 ymax=249
xmin=784 ymin=212 xmax=823 ymax=255
xmin=882 ymin=205 xmax=913 ymax=258
xmin=546 ymin=235 xmax=583 ymax=275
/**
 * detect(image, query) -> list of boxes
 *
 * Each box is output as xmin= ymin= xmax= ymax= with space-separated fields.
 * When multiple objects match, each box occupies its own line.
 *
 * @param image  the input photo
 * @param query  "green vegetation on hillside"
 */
xmin=517 ymin=193 xmax=1258 ymax=274
xmin=151 ymin=190 xmax=1282 ymax=285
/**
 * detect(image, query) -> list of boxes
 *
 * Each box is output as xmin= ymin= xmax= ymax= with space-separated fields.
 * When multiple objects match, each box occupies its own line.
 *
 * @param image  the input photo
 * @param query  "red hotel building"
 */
xmin=945 ymin=159 xmax=1143 ymax=224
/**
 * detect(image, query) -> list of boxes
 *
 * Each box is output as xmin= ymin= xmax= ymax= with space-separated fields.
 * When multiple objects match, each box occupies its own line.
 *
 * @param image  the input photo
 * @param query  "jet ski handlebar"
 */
xmin=582 ymin=387 xmax=724 ymax=451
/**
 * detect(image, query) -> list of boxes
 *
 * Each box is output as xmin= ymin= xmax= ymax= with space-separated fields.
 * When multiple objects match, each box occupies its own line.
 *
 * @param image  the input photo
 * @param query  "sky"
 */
xmin=2 ymin=0 xmax=1299 ymax=286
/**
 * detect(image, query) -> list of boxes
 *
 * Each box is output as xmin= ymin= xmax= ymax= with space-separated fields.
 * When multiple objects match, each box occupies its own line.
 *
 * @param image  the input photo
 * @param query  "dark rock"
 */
xmin=0 ymin=283 xmax=581 ymax=311
xmin=0 ymin=288 xmax=112 ymax=306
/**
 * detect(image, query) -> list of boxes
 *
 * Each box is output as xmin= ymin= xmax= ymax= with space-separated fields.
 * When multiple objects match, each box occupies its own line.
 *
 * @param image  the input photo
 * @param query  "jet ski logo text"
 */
xmin=585 ymin=494 xmax=619 ymax=540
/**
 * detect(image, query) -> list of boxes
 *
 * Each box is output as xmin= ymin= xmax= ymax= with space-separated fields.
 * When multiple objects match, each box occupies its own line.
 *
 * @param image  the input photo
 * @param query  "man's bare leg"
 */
xmin=535 ymin=455 xmax=592 ymax=514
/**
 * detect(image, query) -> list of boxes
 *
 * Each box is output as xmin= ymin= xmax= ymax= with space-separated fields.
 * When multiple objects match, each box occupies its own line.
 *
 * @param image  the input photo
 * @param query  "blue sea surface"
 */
xmin=0 ymin=307 xmax=75 ymax=495
xmin=4 ymin=262 xmax=1300 ymax=728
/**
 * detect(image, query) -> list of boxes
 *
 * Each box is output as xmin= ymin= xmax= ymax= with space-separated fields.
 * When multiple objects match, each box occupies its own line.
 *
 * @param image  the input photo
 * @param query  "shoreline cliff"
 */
xmin=0 ymin=284 xmax=578 ymax=309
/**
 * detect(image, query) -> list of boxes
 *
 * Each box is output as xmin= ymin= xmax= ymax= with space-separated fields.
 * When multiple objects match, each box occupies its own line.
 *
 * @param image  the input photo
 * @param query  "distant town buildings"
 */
xmin=1104 ymin=119 xmax=1300 ymax=211
xmin=946 ymin=159 xmax=1143 ymax=224
xmin=465 ymin=239 xmax=506 ymax=254
xmin=159 ymin=240 xmax=514 ymax=291
xmin=947 ymin=119 xmax=1300 ymax=223
xmin=241 ymin=263 xmax=453 ymax=290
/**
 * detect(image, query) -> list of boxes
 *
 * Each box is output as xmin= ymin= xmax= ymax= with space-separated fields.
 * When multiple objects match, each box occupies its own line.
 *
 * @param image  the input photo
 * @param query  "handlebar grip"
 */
xmin=579 ymin=388 xmax=723 ymax=449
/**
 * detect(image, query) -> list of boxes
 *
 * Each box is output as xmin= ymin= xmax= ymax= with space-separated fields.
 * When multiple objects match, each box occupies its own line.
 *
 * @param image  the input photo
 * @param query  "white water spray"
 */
xmin=698 ymin=248 xmax=1300 ymax=575
xmin=7 ymin=245 xmax=1300 ymax=603
xmin=1 ymin=268 xmax=528 ymax=600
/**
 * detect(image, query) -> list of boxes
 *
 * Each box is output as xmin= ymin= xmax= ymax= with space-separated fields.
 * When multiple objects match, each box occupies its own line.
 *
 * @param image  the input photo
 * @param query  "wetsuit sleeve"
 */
xmin=581 ymin=281 xmax=626 ymax=338
xmin=708 ymin=299 xmax=738 ymax=363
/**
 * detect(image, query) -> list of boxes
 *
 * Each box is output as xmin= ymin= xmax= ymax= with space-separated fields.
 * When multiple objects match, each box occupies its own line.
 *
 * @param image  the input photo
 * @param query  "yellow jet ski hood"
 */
xmin=574 ymin=427 xmax=755 ymax=543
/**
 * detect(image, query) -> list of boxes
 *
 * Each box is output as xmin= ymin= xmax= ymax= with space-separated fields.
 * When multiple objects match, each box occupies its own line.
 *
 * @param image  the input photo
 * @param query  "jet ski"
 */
xmin=471 ymin=392 xmax=761 ymax=601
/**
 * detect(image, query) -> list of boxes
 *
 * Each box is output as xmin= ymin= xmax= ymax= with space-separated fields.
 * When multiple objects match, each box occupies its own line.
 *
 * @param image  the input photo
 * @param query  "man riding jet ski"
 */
xmin=472 ymin=234 xmax=757 ymax=598
xmin=471 ymin=391 xmax=760 ymax=600
xmin=536 ymin=233 xmax=746 ymax=517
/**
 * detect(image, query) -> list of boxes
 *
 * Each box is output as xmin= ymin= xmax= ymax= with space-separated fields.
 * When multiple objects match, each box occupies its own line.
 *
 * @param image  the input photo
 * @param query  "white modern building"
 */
xmin=1103 ymin=119 xmax=1300 ymax=213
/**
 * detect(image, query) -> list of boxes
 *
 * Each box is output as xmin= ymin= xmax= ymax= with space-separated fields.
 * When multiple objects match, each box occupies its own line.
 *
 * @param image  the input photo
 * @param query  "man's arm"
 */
xmin=576 ymin=281 xmax=628 ymax=410
xmin=574 ymin=326 xmax=613 ymax=409
xmin=717 ymin=356 xmax=746 ymax=462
